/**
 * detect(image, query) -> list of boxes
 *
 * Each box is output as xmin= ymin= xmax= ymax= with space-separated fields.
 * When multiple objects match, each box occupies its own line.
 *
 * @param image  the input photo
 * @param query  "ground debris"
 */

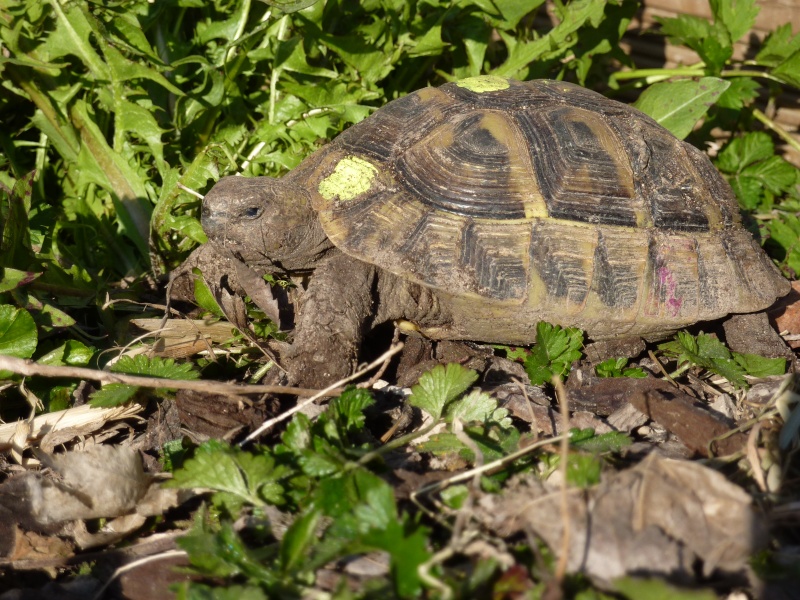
xmin=474 ymin=452 xmax=765 ymax=588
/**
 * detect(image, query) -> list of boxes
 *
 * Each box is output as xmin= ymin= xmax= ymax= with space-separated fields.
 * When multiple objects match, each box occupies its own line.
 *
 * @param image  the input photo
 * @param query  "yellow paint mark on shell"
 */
xmin=455 ymin=75 xmax=510 ymax=93
xmin=318 ymin=156 xmax=378 ymax=201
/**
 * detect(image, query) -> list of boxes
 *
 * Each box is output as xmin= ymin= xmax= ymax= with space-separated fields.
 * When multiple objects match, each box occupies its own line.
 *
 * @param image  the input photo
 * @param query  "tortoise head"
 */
xmin=201 ymin=175 xmax=333 ymax=272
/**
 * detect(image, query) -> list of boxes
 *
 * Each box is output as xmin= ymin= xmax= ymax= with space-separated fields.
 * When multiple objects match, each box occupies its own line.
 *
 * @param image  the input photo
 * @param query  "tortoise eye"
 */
xmin=241 ymin=206 xmax=263 ymax=219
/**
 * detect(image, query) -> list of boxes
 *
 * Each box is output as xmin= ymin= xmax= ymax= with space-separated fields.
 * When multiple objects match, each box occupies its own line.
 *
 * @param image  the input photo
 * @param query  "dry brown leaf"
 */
xmin=28 ymin=445 xmax=150 ymax=524
xmin=476 ymin=453 xmax=765 ymax=587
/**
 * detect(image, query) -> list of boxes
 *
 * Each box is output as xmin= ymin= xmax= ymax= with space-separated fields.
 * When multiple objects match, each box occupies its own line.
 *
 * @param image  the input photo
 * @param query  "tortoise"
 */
xmin=201 ymin=75 xmax=790 ymax=387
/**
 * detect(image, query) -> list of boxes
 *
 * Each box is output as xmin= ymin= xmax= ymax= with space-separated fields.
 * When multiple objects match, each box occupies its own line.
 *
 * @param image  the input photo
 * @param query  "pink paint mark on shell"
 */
xmin=658 ymin=266 xmax=683 ymax=316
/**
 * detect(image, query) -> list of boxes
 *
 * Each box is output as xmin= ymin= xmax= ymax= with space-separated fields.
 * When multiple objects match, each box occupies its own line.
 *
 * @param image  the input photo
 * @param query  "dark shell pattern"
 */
xmin=299 ymin=76 xmax=788 ymax=340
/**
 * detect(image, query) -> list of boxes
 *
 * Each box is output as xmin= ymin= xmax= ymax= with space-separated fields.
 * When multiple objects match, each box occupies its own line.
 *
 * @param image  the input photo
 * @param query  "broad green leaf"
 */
xmin=717 ymin=132 xmax=775 ymax=173
xmin=178 ymin=520 xmax=277 ymax=583
xmin=715 ymin=77 xmax=760 ymax=110
xmin=167 ymin=441 xmax=276 ymax=509
xmin=634 ymin=78 xmax=730 ymax=139
xmin=0 ymin=268 xmax=40 ymax=293
xmin=117 ymin=99 xmax=167 ymax=174
xmin=266 ymin=37 xmax=338 ymax=78
xmin=20 ymin=293 xmax=76 ymax=329
xmin=0 ymin=304 xmax=37 ymax=360
xmin=658 ymin=331 xmax=758 ymax=388
xmin=42 ymin=1 xmax=108 ymax=79
xmin=88 ymin=383 xmax=139 ymax=407
xmin=409 ymin=363 xmax=479 ymax=420
xmin=110 ymin=354 xmax=200 ymax=380
xmin=741 ymin=156 xmax=799 ymax=195
xmin=524 ymin=321 xmax=583 ymax=386
xmin=163 ymin=214 xmax=208 ymax=245
xmin=330 ymin=387 xmax=375 ymax=433
xmin=710 ymin=0 xmax=759 ymax=42
xmin=444 ymin=389 xmax=507 ymax=425
xmin=38 ymin=340 xmax=94 ymax=367
xmin=407 ymin=19 xmax=447 ymax=58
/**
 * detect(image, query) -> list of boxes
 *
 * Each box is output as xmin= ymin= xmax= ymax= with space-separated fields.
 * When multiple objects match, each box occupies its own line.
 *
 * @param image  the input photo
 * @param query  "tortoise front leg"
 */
xmin=283 ymin=252 xmax=377 ymax=388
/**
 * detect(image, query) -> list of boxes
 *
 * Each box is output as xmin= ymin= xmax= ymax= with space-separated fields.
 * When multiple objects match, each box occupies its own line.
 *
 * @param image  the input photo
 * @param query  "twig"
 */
xmin=92 ymin=550 xmax=188 ymax=600
xmin=412 ymin=432 xmax=569 ymax=499
xmin=175 ymin=182 xmax=204 ymax=200
xmin=0 ymin=355 xmax=325 ymax=398
xmin=240 ymin=342 xmax=405 ymax=444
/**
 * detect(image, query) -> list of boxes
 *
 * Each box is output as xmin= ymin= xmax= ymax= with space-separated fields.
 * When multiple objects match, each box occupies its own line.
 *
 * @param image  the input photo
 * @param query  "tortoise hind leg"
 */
xmin=283 ymin=253 xmax=377 ymax=388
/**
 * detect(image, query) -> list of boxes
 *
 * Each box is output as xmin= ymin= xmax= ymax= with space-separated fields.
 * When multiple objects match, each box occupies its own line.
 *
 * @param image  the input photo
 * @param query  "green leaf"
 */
xmin=772 ymin=50 xmax=800 ymax=88
xmin=595 ymin=357 xmax=646 ymax=379
xmin=524 ymin=321 xmax=583 ymax=386
xmin=38 ymin=340 xmax=94 ymax=367
xmin=260 ymin=0 xmax=321 ymax=13
xmin=0 ymin=171 xmax=35 ymax=269
xmin=634 ymin=78 xmax=730 ymax=139
xmin=167 ymin=441 xmax=282 ymax=511
xmin=444 ymin=389 xmax=505 ymax=424
xmin=565 ymin=453 xmax=602 ymax=487
xmin=330 ymin=387 xmax=375 ymax=433
xmin=658 ymin=332 xmax=752 ymax=387
xmin=756 ymin=23 xmax=800 ymax=67
xmin=178 ymin=519 xmax=277 ymax=584
xmin=280 ymin=509 xmax=320 ymax=573
xmin=88 ymin=383 xmax=139 ymax=407
xmin=715 ymin=77 xmax=760 ymax=110
xmin=614 ymin=577 xmax=717 ymax=600
xmin=494 ymin=0 xmax=607 ymax=77
xmin=571 ymin=429 xmax=633 ymax=453
xmin=741 ymin=156 xmax=799 ymax=195
xmin=0 ymin=304 xmax=37 ymax=361
xmin=716 ymin=132 xmax=775 ymax=173
xmin=769 ymin=214 xmax=800 ymax=275
xmin=0 ymin=268 xmax=40 ymax=293
xmin=710 ymin=0 xmax=759 ymax=42
xmin=733 ymin=353 xmax=786 ymax=378
xmin=492 ymin=0 xmax=543 ymax=29
xmin=110 ymin=354 xmax=200 ymax=380
xmin=409 ymin=363 xmax=479 ymax=420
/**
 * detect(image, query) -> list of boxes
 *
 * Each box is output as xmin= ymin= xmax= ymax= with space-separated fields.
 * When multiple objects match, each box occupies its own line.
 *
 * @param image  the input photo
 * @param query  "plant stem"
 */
xmin=753 ymin=108 xmax=800 ymax=154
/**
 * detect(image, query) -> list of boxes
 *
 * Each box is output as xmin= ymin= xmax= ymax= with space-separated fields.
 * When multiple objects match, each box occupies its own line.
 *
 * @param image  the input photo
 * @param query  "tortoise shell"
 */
xmin=290 ymin=76 xmax=788 ymax=340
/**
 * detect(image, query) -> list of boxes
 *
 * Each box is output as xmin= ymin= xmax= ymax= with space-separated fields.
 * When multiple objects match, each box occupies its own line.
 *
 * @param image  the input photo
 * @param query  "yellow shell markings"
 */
xmin=318 ymin=155 xmax=378 ymax=201
xmin=455 ymin=75 xmax=510 ymax=93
